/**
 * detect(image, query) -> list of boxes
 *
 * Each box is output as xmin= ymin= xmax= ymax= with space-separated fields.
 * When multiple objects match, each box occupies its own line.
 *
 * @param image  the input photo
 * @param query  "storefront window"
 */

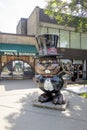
xmin=48 ymin=28 xmax=59 ymax=34
xmin=60 ymin=59 xmax=72 ymax=64
xmin=60 ymin=30 xmax=69 ymax=48
xmin=72 ymin=60 xmax=83 ymax=79
xmin=40 ymin=27 xmax=47 ymax=34
xmin=48 ymin=28 xmax=59 ymax=47
xmin=13 ymin=61 xmax=23 ymax=77
xmin=1 ymin=60 xmax=34 ymax=79
xmin=71 ymin=32 xmax=80 ymax=49
xmin=81 ymin=33 xmax=87 ymax=49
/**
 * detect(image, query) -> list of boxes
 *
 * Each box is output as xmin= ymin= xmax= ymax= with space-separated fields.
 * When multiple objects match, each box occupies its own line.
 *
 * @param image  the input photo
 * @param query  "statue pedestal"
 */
xmin=33 ymin=100 xmax=69 ymax=111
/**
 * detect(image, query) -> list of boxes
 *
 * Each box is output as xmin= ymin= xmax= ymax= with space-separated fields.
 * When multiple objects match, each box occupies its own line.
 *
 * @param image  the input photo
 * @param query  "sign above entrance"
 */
xmin=0 ymin=43 xmax=38 ymax=56
xmin=4 ymin=52 xmax=36 ymax=56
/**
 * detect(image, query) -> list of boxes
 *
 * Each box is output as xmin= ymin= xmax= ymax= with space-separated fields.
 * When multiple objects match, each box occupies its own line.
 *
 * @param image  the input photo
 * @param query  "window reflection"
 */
xmin=71 ymin=32 xmax=80 ymax=49
xmin=1 ymin=60 xmax=34 ymax=79
xmin=81 ymin=34 xmax=87 ymax=49
xmin=60 ymin=30 xmax=69 ymax=48
xmin=40 ymin=27 xmax=47 ymax=34
xmin=13 ymin=61 xmax=23 ymax=77
xmin=39 ymin=27 xmax=87 ymax=50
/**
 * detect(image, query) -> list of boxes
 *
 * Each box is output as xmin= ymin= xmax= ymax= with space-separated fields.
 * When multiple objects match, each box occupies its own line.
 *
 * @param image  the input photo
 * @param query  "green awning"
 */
xmin=0 ymin=43 xmax=38 ymax=56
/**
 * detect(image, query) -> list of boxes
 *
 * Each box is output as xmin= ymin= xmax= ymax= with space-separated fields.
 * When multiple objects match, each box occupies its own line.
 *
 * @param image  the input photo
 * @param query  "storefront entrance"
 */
xmin=73 ymin=60 xmax=83 ymax=80
xmin=72 ymin=64 xmax=83 ymax=81
xmin=60 ymin=59 xmax=83 ymax=81
xmin=0 ymin=43 xmax=38 ymax=79
xmin=1 ymin=60 xmax=34 ymax=79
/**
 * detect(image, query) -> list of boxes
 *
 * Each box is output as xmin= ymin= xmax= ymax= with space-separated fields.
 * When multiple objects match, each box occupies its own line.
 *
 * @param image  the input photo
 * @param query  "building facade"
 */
xmin=16 ymin=6 xmax=87 ymax=80
xmin=0 ymin=33 xmax=38 ymax=79
xmin=0 ymin=6 xmax=87 ymax=80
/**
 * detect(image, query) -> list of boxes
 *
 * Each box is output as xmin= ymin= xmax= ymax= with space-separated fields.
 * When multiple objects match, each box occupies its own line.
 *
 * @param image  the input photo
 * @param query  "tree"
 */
xmin=45 ymin=0 xmax=87 ymax=32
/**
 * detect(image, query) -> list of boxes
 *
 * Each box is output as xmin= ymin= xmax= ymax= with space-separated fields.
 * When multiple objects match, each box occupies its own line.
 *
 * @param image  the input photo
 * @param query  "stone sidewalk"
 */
xmin=0 ymin=79 xmax=87 ymax=130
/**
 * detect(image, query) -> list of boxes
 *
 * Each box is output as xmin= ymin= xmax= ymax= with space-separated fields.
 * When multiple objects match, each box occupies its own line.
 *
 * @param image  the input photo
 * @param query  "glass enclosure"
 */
xmin=39 ymin=26 xmax=87 ymax=50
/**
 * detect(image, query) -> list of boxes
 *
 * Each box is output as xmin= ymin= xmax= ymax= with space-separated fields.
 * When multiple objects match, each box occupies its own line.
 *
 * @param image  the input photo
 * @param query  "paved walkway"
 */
xmin=0 ymin=79 xmax=87 ymax=130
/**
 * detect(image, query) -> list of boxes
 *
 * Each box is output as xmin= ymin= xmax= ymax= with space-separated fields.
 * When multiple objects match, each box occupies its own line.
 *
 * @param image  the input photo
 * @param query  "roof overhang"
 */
xmin=0 ymin=43 xmax=38 ymax=56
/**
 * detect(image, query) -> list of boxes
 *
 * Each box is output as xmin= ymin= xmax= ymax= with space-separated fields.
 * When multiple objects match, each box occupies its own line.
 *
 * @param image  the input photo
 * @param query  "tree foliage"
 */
xmin=45 ymin=0 xmax=87 ymax=32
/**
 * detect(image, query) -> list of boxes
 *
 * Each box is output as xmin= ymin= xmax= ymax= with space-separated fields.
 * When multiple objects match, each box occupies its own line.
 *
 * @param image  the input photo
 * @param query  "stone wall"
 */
xmin=0 ymin=33 xmax=36 ymax=45
xmin=27 ymin=7 xmax=40 ymax=36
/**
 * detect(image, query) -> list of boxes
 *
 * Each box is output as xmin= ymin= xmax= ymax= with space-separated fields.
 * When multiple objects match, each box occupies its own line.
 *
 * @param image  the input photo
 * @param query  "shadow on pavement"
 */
xmin=0 ymin=79 xmax=36 ymax=91
xmin=0 ymin=79 xmax=87 ymax=130
xmin=4 ymin=90 xmax=87 ymax=130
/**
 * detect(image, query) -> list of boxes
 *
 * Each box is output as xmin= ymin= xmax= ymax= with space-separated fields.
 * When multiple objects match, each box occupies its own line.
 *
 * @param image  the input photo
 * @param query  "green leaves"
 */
xmin=45 ymin=0 xmax=87 ymax=32
xmin=80 ymin=93 xmax=87 ymax=98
